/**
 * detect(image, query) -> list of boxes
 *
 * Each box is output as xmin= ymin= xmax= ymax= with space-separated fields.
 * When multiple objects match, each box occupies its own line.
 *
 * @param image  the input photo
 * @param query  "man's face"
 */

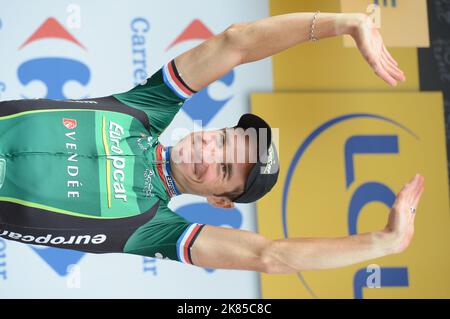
xmin=171 ymin=127 xmax=258 ymax=205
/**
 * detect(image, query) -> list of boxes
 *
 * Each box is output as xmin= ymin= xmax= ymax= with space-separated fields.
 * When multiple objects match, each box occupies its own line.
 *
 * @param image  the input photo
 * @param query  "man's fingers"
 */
xmin=407 ymin=174 xmax=422 ymax=201
xmin=401 ymin=174 xmax=417 ymax=193
xmin=410 ymin=187 xmax=422 ymax=224
xmin=404 ymin=174 xmax=418 ymax=201
xmin=381 ymin=52 xmax=405 ymax=82
xmin=380 ymin=56 xmax=404 ymax=83
xmin=398 ymin=174 xmax=420 ymax=202
xmin=410 ymin=174 xmax=424 ymax=199
xmin=382 ymin=44 xmax=398 ymax=66
xmin=373 ymin=61 xmax=397 ymax=86
xmin=411 ymin=176 xmax=425 ymax=208
xmin=412 ymin=188 xmax=424 ymax=211
xmin=397 ymin=181 xmax=410 ymax=200
xmin=400 ymin=175 xmax=424 ymax=220
xmin=381 ymin=51 xmax=397 ymax=72
xmin=381 ymin=44 xmax=406 ymax=83
xmin=381 ymin=46 xmax=401 ymax=72
xmin=413 ymin=175 xmax=424 ymax=198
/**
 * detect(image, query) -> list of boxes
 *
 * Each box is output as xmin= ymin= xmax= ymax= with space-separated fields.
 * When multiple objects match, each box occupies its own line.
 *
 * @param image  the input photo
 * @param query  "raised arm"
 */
xmin=191 ymin=174 xmax=424 ymax=273
xmin=175 ymin=12 xmax=406 ymax=92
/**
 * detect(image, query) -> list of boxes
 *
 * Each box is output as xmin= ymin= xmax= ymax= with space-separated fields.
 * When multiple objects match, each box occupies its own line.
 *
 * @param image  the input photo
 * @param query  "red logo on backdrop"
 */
xmin=63 ymin=118 xmax=77 ymax=129
xmin=165 ymin=19 xmax=213 ymax=51
xmin=20 ymin=17 xmax=86 ymax=50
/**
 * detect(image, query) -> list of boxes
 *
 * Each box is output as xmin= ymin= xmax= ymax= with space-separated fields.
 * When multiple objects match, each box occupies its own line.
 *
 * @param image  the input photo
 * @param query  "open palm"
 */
xmin=385 ymin=174 xmax=425 ymax=253
xmin=352 ymin=15 xmax=406 ymax=86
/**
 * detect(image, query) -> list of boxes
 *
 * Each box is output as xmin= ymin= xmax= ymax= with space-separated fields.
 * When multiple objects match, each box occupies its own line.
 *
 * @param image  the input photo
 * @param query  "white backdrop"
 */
xmin=0 ymin=0 xmax=272 ymax=298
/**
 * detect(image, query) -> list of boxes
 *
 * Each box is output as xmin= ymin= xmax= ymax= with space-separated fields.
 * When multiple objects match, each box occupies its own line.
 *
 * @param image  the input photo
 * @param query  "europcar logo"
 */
xmin=167 ymin=20 xmax=235 ymax=126
xmin=282 ymin=113 xmax=419 ymax=299
xmin=18 ymin=17 xmax=91 ymax=276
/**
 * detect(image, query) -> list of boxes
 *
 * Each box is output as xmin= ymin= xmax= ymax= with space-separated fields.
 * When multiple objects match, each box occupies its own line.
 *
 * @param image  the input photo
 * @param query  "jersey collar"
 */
xmin=155 ymin=144 xmax=182 ymax=198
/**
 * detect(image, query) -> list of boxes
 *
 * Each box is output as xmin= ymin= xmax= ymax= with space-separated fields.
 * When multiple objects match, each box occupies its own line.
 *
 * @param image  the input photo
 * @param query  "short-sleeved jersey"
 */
xmin=0 ymin=59 xmax=203 ymax=264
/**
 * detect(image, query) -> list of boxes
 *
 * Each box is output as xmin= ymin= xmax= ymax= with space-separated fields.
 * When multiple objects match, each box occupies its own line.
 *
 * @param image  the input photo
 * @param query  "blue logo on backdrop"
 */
xmin=18 ymin=17 xmax=90 ymax=100
xmin=183 ymin=70 xmax=234 ymax=125
xmin=18 ymin=58 xmax=90 ymax=100
xmin=177 ymin=203 xmax=243 ymax=273
xmin=167 ymin=19 xmax=236 ymax=125
xmin=18 ymin=17 xmax=91 ymax=276
xmin=177 ymin=204 xmax=242 ymax=229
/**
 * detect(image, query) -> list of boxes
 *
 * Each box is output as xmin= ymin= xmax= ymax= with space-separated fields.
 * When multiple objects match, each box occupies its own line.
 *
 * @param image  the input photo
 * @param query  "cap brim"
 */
xmin=235 ymin=113 xmax=272 ymax=151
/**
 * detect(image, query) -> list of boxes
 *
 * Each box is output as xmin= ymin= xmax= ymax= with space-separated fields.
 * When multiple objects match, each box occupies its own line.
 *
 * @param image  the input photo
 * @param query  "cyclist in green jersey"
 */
xmin=0 ymin=12 xmax=424 ymax=273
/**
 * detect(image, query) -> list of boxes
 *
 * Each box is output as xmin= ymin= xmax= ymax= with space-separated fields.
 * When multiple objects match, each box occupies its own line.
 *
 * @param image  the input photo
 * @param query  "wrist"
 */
xmin=335 ymin=13 xmax=367 ymax=37
xmin=372 ymin=230 xmax=399 ymax=256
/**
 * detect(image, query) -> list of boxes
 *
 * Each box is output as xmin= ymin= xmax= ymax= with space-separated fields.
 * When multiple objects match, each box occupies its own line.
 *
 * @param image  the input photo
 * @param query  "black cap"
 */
xmin=232 ymin=113 xmax=279 ymax=203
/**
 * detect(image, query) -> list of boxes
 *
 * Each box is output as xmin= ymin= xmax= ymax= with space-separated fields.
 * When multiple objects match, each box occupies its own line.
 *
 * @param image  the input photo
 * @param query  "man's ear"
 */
xmin=206 ymin=196 xmax=235 ymax=209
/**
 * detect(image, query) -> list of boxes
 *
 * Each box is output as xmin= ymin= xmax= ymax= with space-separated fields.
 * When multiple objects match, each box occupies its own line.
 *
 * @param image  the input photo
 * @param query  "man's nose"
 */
xmin=202 ymin=133 xmax=222 ymax=161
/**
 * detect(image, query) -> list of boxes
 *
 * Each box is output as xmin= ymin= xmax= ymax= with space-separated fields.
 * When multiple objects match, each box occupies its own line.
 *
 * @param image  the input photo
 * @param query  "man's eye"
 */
xmin=221 ymin=163 xmax=226 ymax=178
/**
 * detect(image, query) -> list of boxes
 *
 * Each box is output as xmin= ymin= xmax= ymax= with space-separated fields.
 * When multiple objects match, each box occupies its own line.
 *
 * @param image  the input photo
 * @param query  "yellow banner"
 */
xmin=270 ymin=0 xmax=420 ymax=91
xmin=340 ymin=0 xmax=430 ymax=48
xmin=252 ymin=92 xmax=450 ymax=298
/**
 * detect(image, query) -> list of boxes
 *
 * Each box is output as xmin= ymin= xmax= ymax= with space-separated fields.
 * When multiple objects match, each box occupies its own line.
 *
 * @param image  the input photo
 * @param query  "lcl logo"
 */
xmin=282 ymin=113 xmax=419 ymax=298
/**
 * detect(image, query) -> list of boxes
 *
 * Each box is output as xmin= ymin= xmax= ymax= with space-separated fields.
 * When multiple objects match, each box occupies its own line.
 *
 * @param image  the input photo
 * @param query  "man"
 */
xmin=0 ymin=12 xmax=424 ymax=273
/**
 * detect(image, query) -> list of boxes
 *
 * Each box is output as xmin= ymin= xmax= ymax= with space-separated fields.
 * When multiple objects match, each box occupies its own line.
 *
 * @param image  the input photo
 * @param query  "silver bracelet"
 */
xmin=310 ymin=10 xmax=320 ymax=42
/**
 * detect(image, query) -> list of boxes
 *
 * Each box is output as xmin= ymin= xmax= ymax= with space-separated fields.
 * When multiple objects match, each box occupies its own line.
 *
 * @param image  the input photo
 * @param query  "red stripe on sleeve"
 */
xmin=183 ymin=224 xmax=201 ymax=264
xmin=167 ymin=61 xmax=194 ymax=96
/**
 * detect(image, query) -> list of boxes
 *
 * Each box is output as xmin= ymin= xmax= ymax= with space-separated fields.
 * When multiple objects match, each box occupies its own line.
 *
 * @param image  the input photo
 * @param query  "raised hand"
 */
xmin=384 ymin=174 xmax=425 ymax=253
xmin=350 ymin=14 xmax=406 ymax=86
